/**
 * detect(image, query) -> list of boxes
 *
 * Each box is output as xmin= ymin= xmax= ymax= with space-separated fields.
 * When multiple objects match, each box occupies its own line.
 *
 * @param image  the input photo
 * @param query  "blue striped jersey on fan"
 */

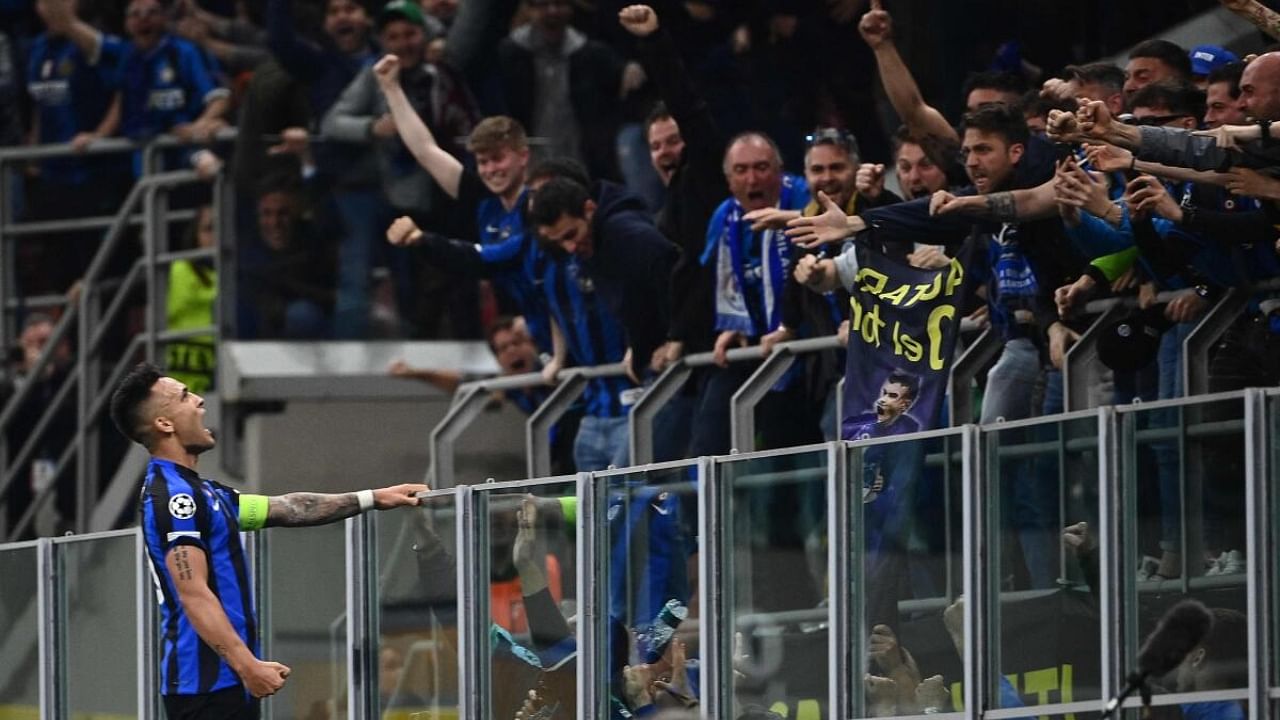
xmin=139 ymin=458 xmax=257 ymax=696
xmin=542 ymin=254 xmax=633 ymax=418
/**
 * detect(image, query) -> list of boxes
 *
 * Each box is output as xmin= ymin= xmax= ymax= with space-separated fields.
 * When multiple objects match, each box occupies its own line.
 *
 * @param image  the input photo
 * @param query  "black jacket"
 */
xmin=496 ymin=28 xmax=624 ymax=182
xmin=583 ymin=181 xmax=680 ymax=379
xmin=635 ymin=26 xmax=729 ymax=353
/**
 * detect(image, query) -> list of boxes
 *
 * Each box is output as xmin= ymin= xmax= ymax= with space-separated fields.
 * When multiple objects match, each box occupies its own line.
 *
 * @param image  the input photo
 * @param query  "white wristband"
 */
xmin=356 ymin=489 xmax=375 ymax=512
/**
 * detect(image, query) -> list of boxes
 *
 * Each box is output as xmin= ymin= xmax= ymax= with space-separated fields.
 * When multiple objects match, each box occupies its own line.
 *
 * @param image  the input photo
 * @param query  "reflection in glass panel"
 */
xmin=594 ymin=465 xmax=700 ymax=719
xmin=721 ymin=449 xmax=828 ymax=720
xmin=1121 ymin=397 xmax=1248 ymax=698
xmin=63 ymin=534 xmax=138 ymax=718
xmin=851 ymin=433 xmax=965 ymax=718
xmin=264 ymin=522 xmax=347 ymax=720
xmin=0 ymin=546 xmax=40 ymax=716
xmin=375 ymin=499 xmax=461 ymax=719
xmin=477 ymin=482 xmax=579 ymax=720
xmin=986 ymin=415 xmax=1100 ymax=711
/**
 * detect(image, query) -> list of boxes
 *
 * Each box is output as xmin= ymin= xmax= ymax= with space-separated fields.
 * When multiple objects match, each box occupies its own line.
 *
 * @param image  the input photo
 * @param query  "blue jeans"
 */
xmin=1155 ymin=322 xmax=1194 ymax=551
xmin=283 ymin=300 xmax=330 ymax=339
xmin=983 ymin=337 xmax=1055 ymax=588
xmin=980 ymin=337 xmax=1043 ymax=424
xmin=1041 ymin=369 xmax=1063 ymax=416
xmin=574 ymin=415 xmax=630 ymax=472
xmin=331 ymin=189 xmax=411 ymax=339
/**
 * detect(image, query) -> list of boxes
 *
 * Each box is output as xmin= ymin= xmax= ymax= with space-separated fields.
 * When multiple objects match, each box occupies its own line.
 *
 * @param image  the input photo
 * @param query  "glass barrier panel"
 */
xmin=61 ymin=533 xmax=138 ymax=719
xmin=985 ymin=414 xmax=1101 ymax=712
xmin=719 ymin=448 xmax=828 ymax=719
xmin=591 ymin=464 xmax=700 ymax=719
xmin=375 ymin=499 xmax=462 ymax=720
xmin=850 ymin=431 xmax=966 ymax=719
xmin=0 ymin=544 xmax=40 ymax=718
xmin=1120 ymin=395 xmax=1248 ymax=699
xmin=263 ymin=522 xmax=348 ymax=720
xmin=475 ymin=480 xmax=579 ymax=719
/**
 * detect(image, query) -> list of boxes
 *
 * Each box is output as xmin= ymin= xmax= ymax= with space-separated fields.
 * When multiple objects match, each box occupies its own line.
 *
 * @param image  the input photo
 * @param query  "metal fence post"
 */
xmin=696 ymin=456 xmax=722 ymax=720
xmin=136 ymin=530 xmax=158 ymax=720
xmin=428 ymin=384 xmax=491 ymax=488
xmin=962 ymin=424 xmax=989 ymax=719
xmin=345 ymin=514 xmax=377 ymax=720
xmin=526 ymin=372 xmax=588 ymax=477
xmin=1244 ymin=389 xmax=1271 ymax=720
xmin=455 ymin=485 xmax=481 ymax=720
xmin=629 ymin=361 xmax=692 ymax=465
xmin=1097 ymin=406 xmax=1124 ymax=711
xmin=1064 ymin=303 xmax=1125 ymax=412
xmin=826 ymin=441 xmax=856 ymax=720
xmin=729 ymin=349 xmax=792 ymax=453
xmin=1182 ymin=288 xmax=1248 ymax=397
xmin=37 ymin=537 xmax=63 ymax=720
xmin=948 ymin=329 xmax=1002 ymax=426
xmin=575 ymin=471 xmax=601 ymax=720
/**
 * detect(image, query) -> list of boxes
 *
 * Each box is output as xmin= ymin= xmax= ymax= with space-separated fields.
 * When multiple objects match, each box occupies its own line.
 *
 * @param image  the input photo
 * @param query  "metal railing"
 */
xmin=431 ymin=272 xmax=1280 ymax=487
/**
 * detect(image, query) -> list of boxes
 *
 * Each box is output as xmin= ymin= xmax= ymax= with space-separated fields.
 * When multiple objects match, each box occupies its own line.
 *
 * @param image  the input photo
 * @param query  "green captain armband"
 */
xmin=240 ymin=494 xmax=270 ymax=531
xmin=558 ymin=496 xmax=577 ymax=527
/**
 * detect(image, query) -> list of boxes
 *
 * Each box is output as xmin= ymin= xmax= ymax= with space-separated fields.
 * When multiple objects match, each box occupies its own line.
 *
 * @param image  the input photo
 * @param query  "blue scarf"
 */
xmin=700 ymin=174 xmax=808 ymax=336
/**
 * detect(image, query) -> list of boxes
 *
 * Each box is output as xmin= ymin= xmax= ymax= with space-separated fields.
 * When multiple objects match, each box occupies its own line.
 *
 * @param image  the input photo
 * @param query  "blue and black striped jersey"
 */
xmin=139 ymin=458 xmax=257 ymax=696
xmin=543 ymin=254 xmax=633 ymax=418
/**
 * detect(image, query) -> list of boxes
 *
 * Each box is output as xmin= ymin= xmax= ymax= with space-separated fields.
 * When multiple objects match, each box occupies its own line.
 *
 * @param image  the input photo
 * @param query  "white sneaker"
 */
xmin=1219 ymin=549 xmax=1245 ymax=575
xmin=1136 ymin=555 xmax=1161 ymax=581
xmin=1205 ymin=551 xmax=1227 ymax=576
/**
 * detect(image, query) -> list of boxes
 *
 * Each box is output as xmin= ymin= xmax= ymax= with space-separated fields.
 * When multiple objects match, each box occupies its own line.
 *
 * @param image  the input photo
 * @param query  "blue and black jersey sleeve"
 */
xmin=142 ymin=465 xmax=211 ymax=553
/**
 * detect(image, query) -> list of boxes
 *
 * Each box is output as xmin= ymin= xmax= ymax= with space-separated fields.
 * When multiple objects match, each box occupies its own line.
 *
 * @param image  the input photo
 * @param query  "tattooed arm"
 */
xmin=165 ymin=545 xmax=292 ymax=696
xmin=265 ymin=483 xmax=429 ymax=528
xmin=1220 ymin=0 xmax=1280 ymax=41
xmin=932 ymin=178 xmax=1059 ymax=222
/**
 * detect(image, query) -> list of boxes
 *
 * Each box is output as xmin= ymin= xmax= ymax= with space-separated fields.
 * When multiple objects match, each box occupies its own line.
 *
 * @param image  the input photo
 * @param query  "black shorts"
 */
xmin=163 ymin=685 xmax=260 ymax=720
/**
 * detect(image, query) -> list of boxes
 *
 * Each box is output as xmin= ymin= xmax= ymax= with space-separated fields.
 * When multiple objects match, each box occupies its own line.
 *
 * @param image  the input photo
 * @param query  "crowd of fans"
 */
xmin=2 ymin=0 xmax=1278 ymax=715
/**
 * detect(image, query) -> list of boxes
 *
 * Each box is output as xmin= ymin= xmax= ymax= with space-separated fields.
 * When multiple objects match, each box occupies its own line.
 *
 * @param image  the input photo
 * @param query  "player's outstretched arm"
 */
xmin=265 ymin=484 xmax=428 ymax=528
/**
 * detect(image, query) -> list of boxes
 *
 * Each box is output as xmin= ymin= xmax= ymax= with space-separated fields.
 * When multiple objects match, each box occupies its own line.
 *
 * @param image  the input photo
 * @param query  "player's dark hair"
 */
xmin=110 ymin=362 xmax=163 ymax=448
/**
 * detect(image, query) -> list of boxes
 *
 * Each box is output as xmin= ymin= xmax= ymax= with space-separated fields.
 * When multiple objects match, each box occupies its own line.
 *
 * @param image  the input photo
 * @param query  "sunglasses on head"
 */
xmin=1123 ymin=113 xmax=1194 ymax=126
xmin=805 ymin=128 xmax=859 ymax=153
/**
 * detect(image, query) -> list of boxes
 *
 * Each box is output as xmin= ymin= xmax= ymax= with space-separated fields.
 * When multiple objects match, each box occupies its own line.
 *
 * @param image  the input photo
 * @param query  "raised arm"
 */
xmin=859 ymin=0 xmax=958 ymax=145
xmin=264 ymin=483 xmax=427 ymax=527
xmin=1219 ymin=0 xmax=1280 ymax=41
xmin=371 ymin=54 xmax=463 ymax=199
xmin=166 ymin=545 xmax=291 ymax=697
